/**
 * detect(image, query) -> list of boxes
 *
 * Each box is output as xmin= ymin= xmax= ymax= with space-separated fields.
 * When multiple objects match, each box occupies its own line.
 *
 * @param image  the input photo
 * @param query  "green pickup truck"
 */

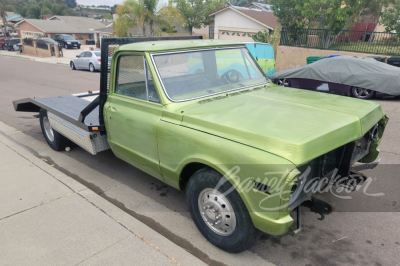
xmin=14 ymin=37 xmax=388 ymax=253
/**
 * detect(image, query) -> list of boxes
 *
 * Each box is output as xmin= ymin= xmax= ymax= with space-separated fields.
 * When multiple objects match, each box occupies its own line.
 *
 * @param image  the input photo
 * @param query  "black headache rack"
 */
xmin=13 ymin=36 xmax=203 ymax=132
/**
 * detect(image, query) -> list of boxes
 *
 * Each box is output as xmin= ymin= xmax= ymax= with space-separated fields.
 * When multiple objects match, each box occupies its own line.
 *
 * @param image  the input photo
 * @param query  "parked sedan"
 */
xmin=70 ymin=51 xmax=101 ymax=72
xmin=36 ymin=38 xmax=59 ymax=46
xmin=270 ymin=56 xmax=399 ymax=99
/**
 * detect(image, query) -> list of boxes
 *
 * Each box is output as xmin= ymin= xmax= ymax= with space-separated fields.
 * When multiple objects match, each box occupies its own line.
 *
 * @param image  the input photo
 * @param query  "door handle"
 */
xmin=108 ymin=106 xmax=117 ymax=112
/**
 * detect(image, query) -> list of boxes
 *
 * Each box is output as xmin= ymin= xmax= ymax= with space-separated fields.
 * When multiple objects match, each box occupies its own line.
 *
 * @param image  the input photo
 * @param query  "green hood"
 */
xmin=179 ymin=84 xmax=385 ymax=165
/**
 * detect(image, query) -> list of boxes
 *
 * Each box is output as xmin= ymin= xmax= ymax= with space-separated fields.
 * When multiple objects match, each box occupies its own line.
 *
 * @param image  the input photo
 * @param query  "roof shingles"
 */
xmin=19 ymin=16 xmax=106 ymax=34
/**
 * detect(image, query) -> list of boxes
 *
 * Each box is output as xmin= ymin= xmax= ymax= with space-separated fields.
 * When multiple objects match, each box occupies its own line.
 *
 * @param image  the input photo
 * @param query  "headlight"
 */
xmin=67 ymin=42 xmax=71 ymax=44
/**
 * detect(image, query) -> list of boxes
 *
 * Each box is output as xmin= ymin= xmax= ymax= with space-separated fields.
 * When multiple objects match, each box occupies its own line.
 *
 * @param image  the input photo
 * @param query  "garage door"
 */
xmin=218 ymin=30 xmax=254 ymax=41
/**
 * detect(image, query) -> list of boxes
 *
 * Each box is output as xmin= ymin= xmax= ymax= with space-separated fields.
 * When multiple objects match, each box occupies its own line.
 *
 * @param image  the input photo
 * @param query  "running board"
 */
xmin=48 ymin=112 xmax=110 ymax=155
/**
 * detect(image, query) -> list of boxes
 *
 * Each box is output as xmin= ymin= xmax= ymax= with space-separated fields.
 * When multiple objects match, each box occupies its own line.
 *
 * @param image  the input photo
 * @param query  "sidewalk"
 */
xmin=0 ymin=123 xmax=206 ymax=266
xmin=0 ymin=45 xmax=98 ymax=66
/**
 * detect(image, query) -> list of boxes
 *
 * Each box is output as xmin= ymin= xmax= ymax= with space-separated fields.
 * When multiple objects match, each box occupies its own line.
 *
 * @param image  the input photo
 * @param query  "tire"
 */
xmin=89 ymin=63 xmax=95 ymax=72
xmin=39 ymin=109 xmax=69 ymax=151
xmin=351 ymin=87 xmax=375 ymax=100
xmin=276 ymin=78 xmax=291 ymax=87
xmin=70 ymin=61 xmax=76 ymax=70
xmin=186 ymin=168 xmax=261 ymax=253
xmin=64 ymin=43 xmax=68 ymax=49
xmin=77 ymin=45 xmax=81 ymax=49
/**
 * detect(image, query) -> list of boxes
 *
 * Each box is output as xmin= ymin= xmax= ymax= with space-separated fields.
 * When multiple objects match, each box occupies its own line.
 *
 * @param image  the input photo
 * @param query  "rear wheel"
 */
xmin=89 ymin=63 xmax=95 ymax=72
xmin=186 ymin=168 xmax=261 ymax=253
xmin=39 ymin=109 xmax=69 ymax=151
xmin=351 ymin=87 xmax=375 ymax=99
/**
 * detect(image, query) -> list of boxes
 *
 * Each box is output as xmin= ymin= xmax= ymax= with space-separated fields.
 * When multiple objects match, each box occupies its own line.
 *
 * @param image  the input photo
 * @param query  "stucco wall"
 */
xmin=275 ymin=46 xmax=392 ymax=72
xmin=213 ymin=9 xmax=267 ymax=40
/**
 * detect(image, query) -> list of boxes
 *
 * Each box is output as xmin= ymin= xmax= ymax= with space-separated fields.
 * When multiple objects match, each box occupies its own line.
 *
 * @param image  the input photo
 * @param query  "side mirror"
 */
xmin=76 ymin=55 xmax=79 ymax=58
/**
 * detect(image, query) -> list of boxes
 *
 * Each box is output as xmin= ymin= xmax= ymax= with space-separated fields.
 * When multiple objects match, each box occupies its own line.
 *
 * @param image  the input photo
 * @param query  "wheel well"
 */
xmin=179 ymin=162 xmax=209 ymax=190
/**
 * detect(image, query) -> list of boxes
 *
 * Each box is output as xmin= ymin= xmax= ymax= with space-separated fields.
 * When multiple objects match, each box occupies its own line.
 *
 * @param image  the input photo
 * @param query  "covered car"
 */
xmin=270 ymin=56 xmax=400 ymax=99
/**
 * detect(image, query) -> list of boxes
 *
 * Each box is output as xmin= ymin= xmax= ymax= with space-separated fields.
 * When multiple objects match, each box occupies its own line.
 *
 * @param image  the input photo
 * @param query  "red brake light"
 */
xmin=98 ymin=59 xmax=101 ymax=62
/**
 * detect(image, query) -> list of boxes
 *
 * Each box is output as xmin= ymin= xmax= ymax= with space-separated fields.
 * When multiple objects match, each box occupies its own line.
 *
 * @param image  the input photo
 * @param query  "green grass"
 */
xmin=329 ymin=42 xmax=400 ymax=55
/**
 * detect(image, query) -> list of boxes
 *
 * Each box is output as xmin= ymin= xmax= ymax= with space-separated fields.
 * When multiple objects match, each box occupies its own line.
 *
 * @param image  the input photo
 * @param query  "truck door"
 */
xmin=105 ymin=54 xmax=163 ymax=180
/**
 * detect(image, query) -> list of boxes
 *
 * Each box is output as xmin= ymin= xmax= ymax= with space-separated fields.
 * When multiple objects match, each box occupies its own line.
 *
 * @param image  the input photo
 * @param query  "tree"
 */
xmin=252 ymin=28 xmax=281 ymax=58
xmin=271 ymin=0 xmax=384 ymax=48
xmin=63 ymin=0 xmax=77 ymax=9
xmin=0 ymin=0 xmax=15 ymax=36
xmin=110 ymin=4 xmax=118 ymax=14
xmin=114 ymin=0 xmax=177 ymax=37
xmin=173 ymin=0 xmax=224 ymax=33
xmin=380 ymin=0 xmax=400 ymax=36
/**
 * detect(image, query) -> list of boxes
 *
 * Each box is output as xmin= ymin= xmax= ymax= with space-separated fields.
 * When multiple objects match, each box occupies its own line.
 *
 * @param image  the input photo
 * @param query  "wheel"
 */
xmin=89 ymin=63 xmax=95 ymax=72
xmin=70 ymin=61 xmax=76 ymax=70
xmin=351 ymin=87 xmax=375 ymax=99
xmin=64 ymin=43 xmax=68 ymax=49
xmin=39 ymin=109 xmax=69 ymax=151
xmin=77 ymin=45 xmax=81 ymax=49
xmin=186 ymin=168 xmax=261 ymax=253
xmin=276 ymin=78 xmax=291 ymax=87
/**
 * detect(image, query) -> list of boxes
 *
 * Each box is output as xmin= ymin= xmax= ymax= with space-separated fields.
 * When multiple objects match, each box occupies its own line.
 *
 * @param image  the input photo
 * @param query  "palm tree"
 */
xmin=0 ymin=0 xmax=15 ymax=36
xmin=115 ymin=0 xmax=181 ymax=37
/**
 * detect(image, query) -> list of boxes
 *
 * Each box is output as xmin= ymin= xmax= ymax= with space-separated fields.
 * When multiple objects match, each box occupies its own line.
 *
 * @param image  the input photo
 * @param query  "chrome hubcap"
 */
xmin=278 ymin=79 xmax=289 ymax=87
xmin=90 ymin=65 xmax=94 ymax=71
xmin=43 ymin=117 xmax=54 ymax=142
xmin=354 ymin=87 xmax=371 ymax=98
xmin=198 ymin=188 xmax=236 ymax=236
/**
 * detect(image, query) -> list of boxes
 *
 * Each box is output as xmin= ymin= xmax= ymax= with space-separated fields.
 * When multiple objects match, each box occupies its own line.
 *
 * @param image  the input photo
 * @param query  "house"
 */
xmin=0 ymin=12 xmax=23 ymax=36
xmin=208 ymin=3 xmax=281 ymax=41
xmin=16 ymin=16 xmax=109 ymax=43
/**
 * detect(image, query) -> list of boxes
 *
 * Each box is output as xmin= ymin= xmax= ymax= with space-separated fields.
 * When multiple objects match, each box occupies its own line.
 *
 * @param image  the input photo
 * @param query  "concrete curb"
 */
xmin=0 ymin=121 xmax=207 ymax=266
xmin=0 ymin=51 xmax=70 ymax=65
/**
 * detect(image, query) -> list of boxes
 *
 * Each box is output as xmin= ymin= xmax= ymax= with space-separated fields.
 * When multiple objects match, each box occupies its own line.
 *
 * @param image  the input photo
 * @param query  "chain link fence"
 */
xmin=280 ymin=28 xmax=400 ymax=55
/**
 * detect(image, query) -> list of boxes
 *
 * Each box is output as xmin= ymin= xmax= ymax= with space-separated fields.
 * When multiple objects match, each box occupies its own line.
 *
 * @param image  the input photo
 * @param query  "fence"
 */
xmin=280 ymin=28 xmax=400 ymax=55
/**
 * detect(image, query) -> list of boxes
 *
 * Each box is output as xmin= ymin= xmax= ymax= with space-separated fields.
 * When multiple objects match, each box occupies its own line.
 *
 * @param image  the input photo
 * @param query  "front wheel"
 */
xmin=186 ymin=168 xmax=261 ymax=253
xmin=64 ymin=43 xmax=68 ymax=49
xmin=351 ymin=87 xmax=375 ymax=99
xmin=70 ymin=61 xmax=76 ymax=70
xmin=39 ymin=109 xmax=69 ymax=151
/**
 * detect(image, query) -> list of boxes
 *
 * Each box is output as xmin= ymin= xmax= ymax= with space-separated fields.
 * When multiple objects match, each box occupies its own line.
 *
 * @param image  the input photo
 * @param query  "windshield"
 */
xmin=63 ymin=36 xmax=76 ymax=41
xmin=152 ymin=47 xmax=267 ymax=101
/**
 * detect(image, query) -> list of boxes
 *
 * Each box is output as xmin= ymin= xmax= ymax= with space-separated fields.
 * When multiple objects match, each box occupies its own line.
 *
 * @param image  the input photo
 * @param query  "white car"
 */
xmin=70 ymin=51 xmax=101 ymax=72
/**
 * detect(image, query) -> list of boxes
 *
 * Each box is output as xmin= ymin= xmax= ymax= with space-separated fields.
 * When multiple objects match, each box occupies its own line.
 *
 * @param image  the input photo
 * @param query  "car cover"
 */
xmin=270 ymin=56 xmax=400 ymax=96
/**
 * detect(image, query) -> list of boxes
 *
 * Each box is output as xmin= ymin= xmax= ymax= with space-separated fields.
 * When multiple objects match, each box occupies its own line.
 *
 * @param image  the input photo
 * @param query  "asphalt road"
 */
xmin=1 ymin=55 xmax=399 ymax=266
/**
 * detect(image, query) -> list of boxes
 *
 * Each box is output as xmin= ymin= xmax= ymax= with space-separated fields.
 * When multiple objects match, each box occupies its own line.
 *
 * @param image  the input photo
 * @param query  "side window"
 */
xmin=84 ymin=52 xmax=92 ymax=57
xmin=115 ymin=55 xmax=160 ymax=103
xmin=116 ymin=55 xmax=147 ymax=100
xmin=78 ymin=52 xmax=86 ymax=57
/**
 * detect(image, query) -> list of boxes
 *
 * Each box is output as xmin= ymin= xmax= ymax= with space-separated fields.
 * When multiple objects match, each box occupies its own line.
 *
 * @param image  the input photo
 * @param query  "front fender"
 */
xmin=157 ymin=120 xmax=297 ymax=234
